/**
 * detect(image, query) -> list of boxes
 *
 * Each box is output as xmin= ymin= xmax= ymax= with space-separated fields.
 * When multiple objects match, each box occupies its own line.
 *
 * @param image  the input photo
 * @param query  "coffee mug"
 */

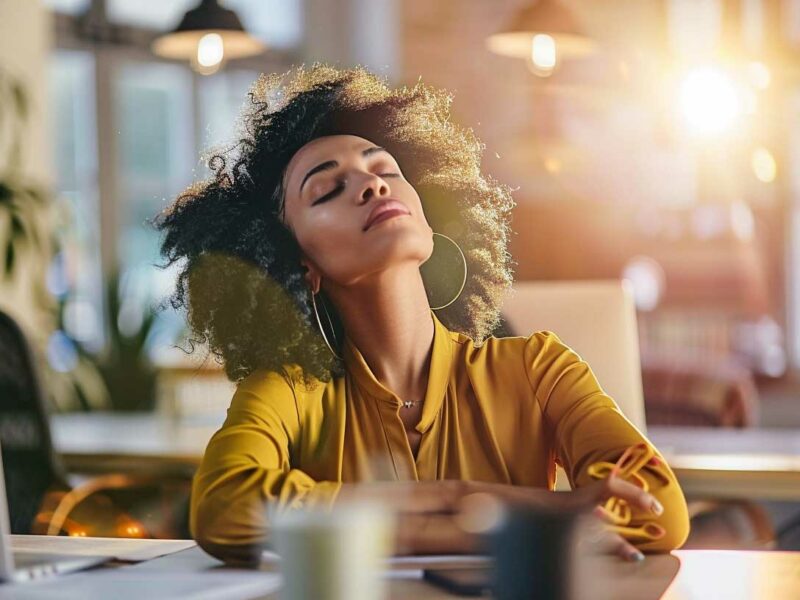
xmin=271 ymin=502 xmax=394 ymax=600
xmin=489 ymin=504 xmax=585 ymax=600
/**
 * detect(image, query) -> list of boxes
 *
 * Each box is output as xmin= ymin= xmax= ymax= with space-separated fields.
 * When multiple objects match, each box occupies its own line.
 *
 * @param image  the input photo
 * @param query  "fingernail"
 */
xmin=648 ymin=456 xmax=661 ymax=466
xmin=651 ymin=498 xmax=664 ymax=515
xmin=628 ymin=549 xmax=645 ymax=562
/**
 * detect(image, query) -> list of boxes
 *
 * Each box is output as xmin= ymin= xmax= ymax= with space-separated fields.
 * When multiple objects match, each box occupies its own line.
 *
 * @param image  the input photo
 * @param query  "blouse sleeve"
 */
xmin=189 ymin=368 xmax=342 ymax=565
xmin=523 ymin=331 xmax=690 ymax=552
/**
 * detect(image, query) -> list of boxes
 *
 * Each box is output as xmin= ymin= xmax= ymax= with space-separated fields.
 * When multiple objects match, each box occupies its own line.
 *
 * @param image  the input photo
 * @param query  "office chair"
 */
xmin=0 ymin=310 xmax=71 ymax=533
xmin=501 ymin=279 xmax=646 ymax=432
xmin=499 ymin=280 xmax=775 ymax=548
xmin=501 ymin=280 xmax=645 ymax=491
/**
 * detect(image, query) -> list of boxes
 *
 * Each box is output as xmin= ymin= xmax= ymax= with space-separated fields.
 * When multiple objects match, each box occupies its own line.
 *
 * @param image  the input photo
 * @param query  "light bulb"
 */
xmin=196 ymin=33 xmax=224 ymax=72
xmin=530 ymin=34 xmax=557 ymax=77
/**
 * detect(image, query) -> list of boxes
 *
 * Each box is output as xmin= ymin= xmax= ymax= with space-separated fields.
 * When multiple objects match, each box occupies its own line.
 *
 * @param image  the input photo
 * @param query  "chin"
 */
xmin=350 ymin=227 xmax=432 ymax=276
xmin=375 ymin=224 xmax=431 ymax=254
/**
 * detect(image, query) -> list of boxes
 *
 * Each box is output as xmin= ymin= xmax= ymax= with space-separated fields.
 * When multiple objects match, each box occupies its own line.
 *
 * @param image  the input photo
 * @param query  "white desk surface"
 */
xmin=1 ymin=536 xmax=799 ymax=599
xmin=50 ymin=413 xmax=800 ymax=499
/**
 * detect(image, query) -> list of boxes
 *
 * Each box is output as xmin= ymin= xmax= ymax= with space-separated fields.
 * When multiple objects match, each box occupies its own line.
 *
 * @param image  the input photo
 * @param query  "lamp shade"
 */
xmin=486 ymin=0 xmax=596 ymax=60
xmin=151 ymin=0 xmax=265 ymax=62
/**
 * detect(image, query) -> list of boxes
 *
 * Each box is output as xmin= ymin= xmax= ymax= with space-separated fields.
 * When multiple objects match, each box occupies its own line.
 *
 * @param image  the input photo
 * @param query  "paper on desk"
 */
xmin=385 ymin=554 xmax=492 ymax=571
xmin=261 ymin=549 xmax=491 ymax=572
xmin=0 ymin=570 xmax=281 ymax=600
xmin=10 ymin=535 xmax=197 ymax=562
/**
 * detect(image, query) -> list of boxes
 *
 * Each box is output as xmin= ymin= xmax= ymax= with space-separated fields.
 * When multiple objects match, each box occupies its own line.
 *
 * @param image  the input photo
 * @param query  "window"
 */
xmin=47 ymin=1 xmax=302 ymax=363
xmin=49 ymin=49 xmax=104 ymax=352
xmin=198 ymin=68 xmax=260 ymax=151
xmin=43 ymin=0 xmax=89 ymax=15
xmin=114 ymin=60 xmax=194 ymax=291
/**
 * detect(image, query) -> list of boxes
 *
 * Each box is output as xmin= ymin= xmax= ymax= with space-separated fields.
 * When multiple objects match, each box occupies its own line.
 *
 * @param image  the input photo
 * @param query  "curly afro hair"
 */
xmin=156 ymin=63 xmax=515 ymax=384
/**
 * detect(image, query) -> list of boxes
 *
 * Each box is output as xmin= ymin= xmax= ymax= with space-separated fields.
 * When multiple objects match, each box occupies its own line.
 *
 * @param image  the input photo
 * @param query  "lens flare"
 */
xmin=751 ymin=147 xmax=777 ymax=183
xmin=678 ymin=67 xmax=742 ymax=135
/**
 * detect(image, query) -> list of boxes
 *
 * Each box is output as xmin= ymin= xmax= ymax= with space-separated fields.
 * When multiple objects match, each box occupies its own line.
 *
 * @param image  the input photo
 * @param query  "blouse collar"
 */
xmin=342 ymin=310 xmax=453 ymax=434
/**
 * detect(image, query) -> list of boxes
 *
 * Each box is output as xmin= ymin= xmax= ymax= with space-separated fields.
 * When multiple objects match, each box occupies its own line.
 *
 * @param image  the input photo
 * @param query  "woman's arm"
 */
xmin=336 ymin=477 xmax=666 ymax=561
xmin=190 ymin=370 xmax=341 ymax=566
xmin=523 ymin=331 xmax=691 ymax=552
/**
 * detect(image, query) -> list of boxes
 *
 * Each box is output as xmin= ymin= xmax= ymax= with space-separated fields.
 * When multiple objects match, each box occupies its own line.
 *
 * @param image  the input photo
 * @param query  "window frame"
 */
xmin=49 ymin=2 xmax=302 ymax=360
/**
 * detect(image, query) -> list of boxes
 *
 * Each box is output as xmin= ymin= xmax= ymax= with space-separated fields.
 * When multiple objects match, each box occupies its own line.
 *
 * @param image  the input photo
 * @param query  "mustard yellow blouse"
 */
xmin=191 ymin=310 xmax=690 ymax=563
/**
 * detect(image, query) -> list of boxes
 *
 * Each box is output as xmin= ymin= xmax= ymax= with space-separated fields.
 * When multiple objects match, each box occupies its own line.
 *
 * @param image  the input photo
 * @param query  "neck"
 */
xmin=325 ymin=265 xmax=434 ymax=401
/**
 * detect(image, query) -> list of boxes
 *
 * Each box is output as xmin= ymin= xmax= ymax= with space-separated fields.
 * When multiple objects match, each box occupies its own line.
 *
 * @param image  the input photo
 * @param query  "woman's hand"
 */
xmin=560 ymin=476 xmax=663 ymax=562
xmin=461 ymin=476 xmax=662 ymax=562
xmin=335 ymin=477 xmax=663 ymax=561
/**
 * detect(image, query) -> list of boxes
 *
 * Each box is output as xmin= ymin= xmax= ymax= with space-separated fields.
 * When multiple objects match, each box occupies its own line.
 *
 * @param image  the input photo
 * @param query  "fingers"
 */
xmin=607 ymin=533 xmax=646 ymax=563
xmin=577 ymin=517 xmax=645 ymax=563
xmin=592 ymin=505 xmax=611 ymax=522
xmin=593 ymin=476 xmax=664 ymax=516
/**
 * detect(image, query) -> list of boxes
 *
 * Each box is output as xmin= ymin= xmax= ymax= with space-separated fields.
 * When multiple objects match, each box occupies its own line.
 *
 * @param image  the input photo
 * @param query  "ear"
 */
xmin=300 ymin=257 xmax=322 ymax=295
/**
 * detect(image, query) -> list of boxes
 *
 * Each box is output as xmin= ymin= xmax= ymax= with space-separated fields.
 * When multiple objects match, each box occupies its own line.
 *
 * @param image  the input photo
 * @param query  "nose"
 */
xmin=357 ymin=171 xmax=391 ymax=205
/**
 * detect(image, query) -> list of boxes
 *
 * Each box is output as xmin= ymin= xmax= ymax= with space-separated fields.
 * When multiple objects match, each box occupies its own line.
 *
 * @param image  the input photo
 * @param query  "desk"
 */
xmin=649 ymin=426 xmax=800 ymax=501
xmin=51 ymin=415 xmax=800 ymax=500
xmin=0 ymin=536 xmax=798 ymax=599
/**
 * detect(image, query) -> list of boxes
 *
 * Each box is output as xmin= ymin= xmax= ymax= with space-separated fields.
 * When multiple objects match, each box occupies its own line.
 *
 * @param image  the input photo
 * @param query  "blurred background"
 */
xmin=1 ymin=0 xmax=799 ymax=550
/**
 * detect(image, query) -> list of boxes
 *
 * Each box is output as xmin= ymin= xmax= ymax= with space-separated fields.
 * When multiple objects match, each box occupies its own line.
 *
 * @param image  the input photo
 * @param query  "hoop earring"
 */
xmin=311 ymin=291 xmax=342 ymax=360
xmin=422 ymin=232 xmax=468 ymax=311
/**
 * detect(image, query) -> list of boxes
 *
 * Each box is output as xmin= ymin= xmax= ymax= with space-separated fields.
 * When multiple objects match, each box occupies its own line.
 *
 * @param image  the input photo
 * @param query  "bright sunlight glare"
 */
xmin=678 ymin=67 xmax=743 ymax=136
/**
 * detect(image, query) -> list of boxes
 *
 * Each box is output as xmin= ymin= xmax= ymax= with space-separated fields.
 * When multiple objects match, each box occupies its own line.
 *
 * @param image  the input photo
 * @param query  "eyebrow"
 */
xmin=299 ymin=146 xmax=389 ymax=195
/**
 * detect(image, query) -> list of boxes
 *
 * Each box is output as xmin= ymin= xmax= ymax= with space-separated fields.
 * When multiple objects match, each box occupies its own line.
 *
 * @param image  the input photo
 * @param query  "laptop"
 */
xmin=0 ymin=443 xmax=111 ymax=583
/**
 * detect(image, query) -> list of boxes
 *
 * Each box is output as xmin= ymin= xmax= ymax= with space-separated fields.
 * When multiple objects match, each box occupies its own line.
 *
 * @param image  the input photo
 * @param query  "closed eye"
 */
xmin=311 ymin=173 xmax=401 ymax=205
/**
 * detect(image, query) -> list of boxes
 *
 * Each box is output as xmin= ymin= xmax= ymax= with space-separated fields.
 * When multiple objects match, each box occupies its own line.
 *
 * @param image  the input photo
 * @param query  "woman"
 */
xmin=157 ymin=63 xmax=689 ymax=566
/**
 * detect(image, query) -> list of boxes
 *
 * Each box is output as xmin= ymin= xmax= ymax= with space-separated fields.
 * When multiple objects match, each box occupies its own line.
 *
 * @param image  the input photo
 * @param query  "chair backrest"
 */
xmin=0 ymin=310 xmax=68 ymax=533
xmin=501 ymin=280 xmax=647 ymax=433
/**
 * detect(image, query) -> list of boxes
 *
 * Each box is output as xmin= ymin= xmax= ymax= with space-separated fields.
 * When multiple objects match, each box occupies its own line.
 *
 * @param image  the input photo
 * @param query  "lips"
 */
xmin=363 ymin=199 xmax=411 ymax=231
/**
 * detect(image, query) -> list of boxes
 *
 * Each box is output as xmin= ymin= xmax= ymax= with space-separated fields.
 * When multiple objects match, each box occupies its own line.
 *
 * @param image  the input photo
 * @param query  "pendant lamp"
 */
xmin=486 ymin=0 xmax=596 ymax=77
xmin=152 ymin=0 xmax=265 ymax=75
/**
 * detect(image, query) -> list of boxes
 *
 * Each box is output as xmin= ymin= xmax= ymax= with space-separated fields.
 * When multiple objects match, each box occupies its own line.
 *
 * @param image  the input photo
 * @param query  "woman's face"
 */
xmin=281 ymin=134 xmax=434 ymax=289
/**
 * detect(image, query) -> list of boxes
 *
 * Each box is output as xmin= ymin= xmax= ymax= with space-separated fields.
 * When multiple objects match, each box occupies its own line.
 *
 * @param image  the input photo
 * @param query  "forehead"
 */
xmin=284 ymin=134 xmax=381 ymax=186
